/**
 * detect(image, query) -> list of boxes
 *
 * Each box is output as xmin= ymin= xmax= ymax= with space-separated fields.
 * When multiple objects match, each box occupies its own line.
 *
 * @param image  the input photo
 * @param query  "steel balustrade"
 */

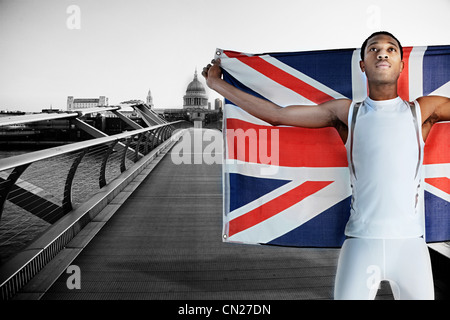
xmin=0 ymin=110 xmax=190 ymax=299
xmin=0 ymin=120 xmax=185 ymax=228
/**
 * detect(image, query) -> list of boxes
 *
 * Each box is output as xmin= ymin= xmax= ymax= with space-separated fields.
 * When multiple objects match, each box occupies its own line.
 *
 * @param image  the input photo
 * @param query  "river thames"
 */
xmin=0 ymin=146 xmax=134 ymax=263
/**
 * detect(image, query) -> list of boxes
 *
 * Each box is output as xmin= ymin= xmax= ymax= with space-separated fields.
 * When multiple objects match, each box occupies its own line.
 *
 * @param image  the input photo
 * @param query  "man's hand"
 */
xmin=202 ymin=59 xmax=222 ymax=90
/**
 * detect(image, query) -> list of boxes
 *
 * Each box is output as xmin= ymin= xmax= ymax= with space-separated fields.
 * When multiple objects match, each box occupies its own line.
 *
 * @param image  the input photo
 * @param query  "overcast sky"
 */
xmin=0 ymin=0 xmax=449 ymax=112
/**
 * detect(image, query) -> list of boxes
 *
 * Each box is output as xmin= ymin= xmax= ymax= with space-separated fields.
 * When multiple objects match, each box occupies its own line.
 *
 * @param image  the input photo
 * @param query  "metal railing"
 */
xmin=0 ymin=110 xmax=190 ymax=299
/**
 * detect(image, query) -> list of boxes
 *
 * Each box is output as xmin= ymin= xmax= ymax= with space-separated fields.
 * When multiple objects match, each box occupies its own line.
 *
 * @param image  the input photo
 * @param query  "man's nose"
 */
xmin=377 ymin=54 xmax=389 ymax=59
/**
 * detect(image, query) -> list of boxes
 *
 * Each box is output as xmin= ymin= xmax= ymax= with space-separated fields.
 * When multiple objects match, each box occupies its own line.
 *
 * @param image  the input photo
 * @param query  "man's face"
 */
xmin=360 ymin=34 xmax=404 ymax=85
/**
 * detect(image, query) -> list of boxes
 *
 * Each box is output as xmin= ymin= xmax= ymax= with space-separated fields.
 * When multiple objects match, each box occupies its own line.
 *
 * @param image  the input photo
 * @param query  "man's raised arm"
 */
xmin=202 ymin=59 xmax=351 ymax=130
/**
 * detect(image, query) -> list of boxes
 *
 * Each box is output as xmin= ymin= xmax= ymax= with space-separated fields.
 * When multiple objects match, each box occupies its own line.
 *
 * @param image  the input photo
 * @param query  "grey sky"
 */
xmin=0 ymin=0 xmax=449 ymax=112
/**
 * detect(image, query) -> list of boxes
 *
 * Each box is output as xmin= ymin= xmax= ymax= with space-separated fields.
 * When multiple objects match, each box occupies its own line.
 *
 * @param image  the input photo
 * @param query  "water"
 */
xmin=0 ymin=145 xmax=135 ymax=263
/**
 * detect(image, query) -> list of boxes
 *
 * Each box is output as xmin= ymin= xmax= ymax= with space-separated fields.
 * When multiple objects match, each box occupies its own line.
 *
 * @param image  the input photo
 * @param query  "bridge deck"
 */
xmin=33 ymin=129 xmax=446 ymax=300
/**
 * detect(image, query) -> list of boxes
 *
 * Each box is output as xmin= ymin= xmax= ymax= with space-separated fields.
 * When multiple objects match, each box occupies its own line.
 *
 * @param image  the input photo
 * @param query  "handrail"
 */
xmin=0 ymin=120 xmax=183 ymax=172
xmin=0 ymin=106 xmax=121 ymax=127
xmin=0 ymin=120 xmax=190 ymax=300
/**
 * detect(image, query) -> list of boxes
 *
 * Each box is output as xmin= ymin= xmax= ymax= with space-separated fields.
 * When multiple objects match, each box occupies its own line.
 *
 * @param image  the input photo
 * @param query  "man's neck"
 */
xmin=368 ymin=82 xmax=399 ymax=101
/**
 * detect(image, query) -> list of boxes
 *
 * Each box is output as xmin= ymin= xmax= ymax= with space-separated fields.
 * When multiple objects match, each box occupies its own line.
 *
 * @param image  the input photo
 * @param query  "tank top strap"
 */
xmin=348 ymin=101 xmax=362 ymax=179
xmin=406 ymin=100 xmax=422 ymax=179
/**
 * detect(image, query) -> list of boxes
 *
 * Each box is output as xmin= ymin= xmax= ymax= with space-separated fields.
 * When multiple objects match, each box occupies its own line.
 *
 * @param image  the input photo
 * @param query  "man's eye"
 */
xmin=388 ymin=48 xmax=397 ymax=52
xmin=370 ymin=48 xmax=377 ymax=52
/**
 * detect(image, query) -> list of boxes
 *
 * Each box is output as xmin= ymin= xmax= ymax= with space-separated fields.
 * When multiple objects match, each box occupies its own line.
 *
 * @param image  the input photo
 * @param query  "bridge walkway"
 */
xmin=17 ymin=129 xmax=447 ymax=300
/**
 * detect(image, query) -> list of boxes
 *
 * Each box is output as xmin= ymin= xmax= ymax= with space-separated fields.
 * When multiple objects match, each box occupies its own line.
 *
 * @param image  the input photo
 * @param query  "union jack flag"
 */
xmin=218 ymin=45 xmax=450 ymax=247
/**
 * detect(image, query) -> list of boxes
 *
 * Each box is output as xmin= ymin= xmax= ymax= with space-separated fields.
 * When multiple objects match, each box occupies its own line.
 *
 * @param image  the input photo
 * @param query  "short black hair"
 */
xmin=360 ymin=31 xmax=403 ymax=60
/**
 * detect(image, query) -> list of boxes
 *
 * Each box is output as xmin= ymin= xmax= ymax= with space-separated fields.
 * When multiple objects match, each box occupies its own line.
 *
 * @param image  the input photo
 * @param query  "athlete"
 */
xmin=202 ymin=31 xmax=450 ymax=299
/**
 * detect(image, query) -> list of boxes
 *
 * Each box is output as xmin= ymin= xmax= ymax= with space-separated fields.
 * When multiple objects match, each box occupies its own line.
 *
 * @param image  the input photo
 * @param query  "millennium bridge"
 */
xmin=0 ymin=105 xmax=449 ymax=300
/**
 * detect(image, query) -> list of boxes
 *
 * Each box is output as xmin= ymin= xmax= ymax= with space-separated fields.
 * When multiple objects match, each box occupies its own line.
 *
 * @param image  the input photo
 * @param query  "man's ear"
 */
xmin=359 ymin=60 xmax=365 ymax=73
xmin=399 ymin=60 xmax=404 ymax=73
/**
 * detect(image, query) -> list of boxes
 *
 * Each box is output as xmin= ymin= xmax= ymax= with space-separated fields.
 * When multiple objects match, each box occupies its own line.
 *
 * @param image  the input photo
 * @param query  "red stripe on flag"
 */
xmin=424 ymin=122 xmax=450 ymax=164
xmin=425 ymin=178 xmax=450 ymax=195
xmin=223 ymin=50 xmax=249 ymax=59
xmin=398 ymin=46 xmax=413 ymax=101
xmin=226 ymin=118 xmax=348 ymax=167
xmin=228 ymin=180 xmax=334 ymax=237
xmin=233 ymin=55 xmax=335 ymax=104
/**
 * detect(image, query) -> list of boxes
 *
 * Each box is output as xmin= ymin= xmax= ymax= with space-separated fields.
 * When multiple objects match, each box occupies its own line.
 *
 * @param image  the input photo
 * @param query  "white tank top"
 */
xmin=344 ymin=96 xmax=425 ymax=239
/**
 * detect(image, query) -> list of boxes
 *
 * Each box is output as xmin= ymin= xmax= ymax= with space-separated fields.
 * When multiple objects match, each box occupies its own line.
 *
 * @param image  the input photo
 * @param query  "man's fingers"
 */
xmin=202 ymin=64 xmax=210 ymax=74
xmin=202 ymin=58 xmax=222 ymax=79
xmin=202 ymin=65 xmax=210 ymax=78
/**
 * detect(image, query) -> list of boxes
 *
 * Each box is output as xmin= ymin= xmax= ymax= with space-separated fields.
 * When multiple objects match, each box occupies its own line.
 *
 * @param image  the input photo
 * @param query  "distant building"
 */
xmin=67 ymin=96 xmax=108 ymax=111
xmin=183 ymin=70 xmax=208 ymax=109
xmin=146 ymin=89 xmax=154 ymax=108
xmin=152 ymin=70 xmax=221 ymax=128
xmin=214 ymin=98 xmax=223 ymax=111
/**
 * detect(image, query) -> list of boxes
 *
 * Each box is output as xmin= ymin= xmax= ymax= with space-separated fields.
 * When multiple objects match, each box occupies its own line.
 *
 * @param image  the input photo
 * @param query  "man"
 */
xmin=202 ymin=31 xmax=450 ymax=299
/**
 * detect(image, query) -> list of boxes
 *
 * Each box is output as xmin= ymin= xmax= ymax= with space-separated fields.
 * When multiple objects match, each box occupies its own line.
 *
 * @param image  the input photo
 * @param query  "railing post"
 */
xmin=0 ymin=164 xmax=30 ymax=223
xmin=166 ymin=125 xmax=172 ymax=138
xmin=150 ymin=127 xmax=161 ymax=150
xmin=156 ymin=126 xmax=165 ymax=145
xmin=134 ymin=133 xmax=145 ymax=162
xmin=143 ymin=131 xmax=151 ymax=154
xmin=167 ymin=125 xmax=174 ymax=138
xmin=99 ymin=141 xmax=119 ymax=188
xmin=62 ymin=149 xmax=87 ymax=213
xmin=149 ymin=129 xmax=157 ymax=151
xmin=120 ymin=137 xmax=133 ymax=173
xmin=162 ymin=125 xmax=169 ymax=141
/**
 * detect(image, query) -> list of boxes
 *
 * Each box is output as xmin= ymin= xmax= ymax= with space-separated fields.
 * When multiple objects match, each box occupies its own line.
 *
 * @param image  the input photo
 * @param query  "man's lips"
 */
xmin=376 ymin=62 xmax=391 ymax=69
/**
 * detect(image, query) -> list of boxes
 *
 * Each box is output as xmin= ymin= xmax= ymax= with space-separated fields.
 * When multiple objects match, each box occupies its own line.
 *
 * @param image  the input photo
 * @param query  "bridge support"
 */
xmin=0 ymin=165 xmax=30 ymax=222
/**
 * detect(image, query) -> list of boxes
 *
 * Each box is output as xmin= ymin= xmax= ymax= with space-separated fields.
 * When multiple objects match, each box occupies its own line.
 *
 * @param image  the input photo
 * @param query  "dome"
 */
xmin=183 ymin=70 xmax=208 ymax=109
xmin=186 ymin=70 xmax=206 ymax=94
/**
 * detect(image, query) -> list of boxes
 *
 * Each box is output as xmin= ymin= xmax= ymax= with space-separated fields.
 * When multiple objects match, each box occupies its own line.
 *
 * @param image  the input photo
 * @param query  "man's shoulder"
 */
xmin=416 ymin=95 xmax=445 ymax=114
xmin=326 ymin=98 xmax=352 ymax=109
xmin=416 ymin=95 xmax=448 ymax=104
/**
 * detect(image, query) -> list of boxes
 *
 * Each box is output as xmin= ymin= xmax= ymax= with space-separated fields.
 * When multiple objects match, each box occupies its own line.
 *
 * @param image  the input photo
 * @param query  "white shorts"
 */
xmin=334 ymin=237 xmax=434 ymax=300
